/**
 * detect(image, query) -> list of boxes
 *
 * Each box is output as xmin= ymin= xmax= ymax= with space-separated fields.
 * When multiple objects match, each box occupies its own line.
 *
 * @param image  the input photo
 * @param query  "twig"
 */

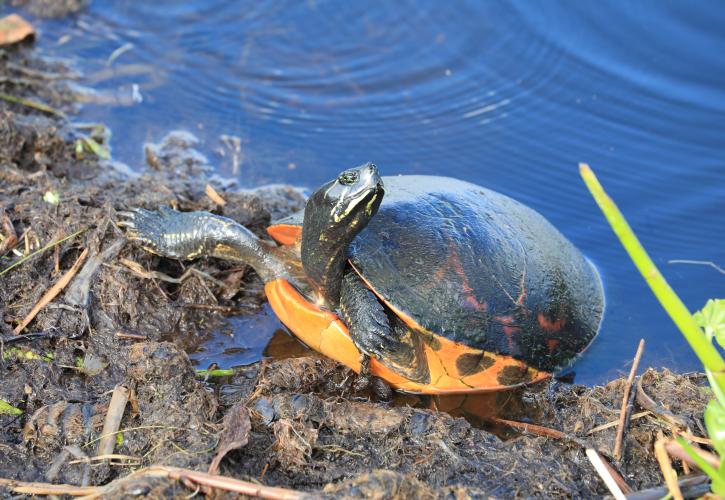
xmin=13 ymin=248 xmax=88 ymax=334
xmin=0 ymin=465 xmax=307 ymax=499
xmin=121 ymin=259 xmax=226 ymax=287
xmin=636 ymin=375 xmax=689 ymax=428
xmin=598 ymin=453 xmax=633 ymax=494
xmin=587 ymin=411 xmax=650 ymax=434
xmin=0 ymin=478 xmax=97 ymax=496
xmin=655 ymin=432 xmax=683 ymax=500
xmin=487 ymin=416 xmax=587 ymax=447
xmin=0 ymin=229 xmax=85 ymax=278
xmin=668 ymin=259 xmax=725 ymax=275
xmin=259 ymin=463 xmax=269 ymax=482
xmin=205 ymin=184 xmax=227 ymax=206
xmin=586 ymin=448 xmax=625 ymax=500
xmin=114 ymin=331 xmax=147 ymax=341
xmin=96 ymin=385 xmax=130 ymax=458
xmin=664 ymin=438 xmax=720 ymax=469
xmin=677 ymin=432 xmax=712 ymax=446
xmin=613 ymin=339 xmax=645 ymax=460
xmin=623 ymin=474 xmax=709 ymax=500
xmin=166 ymin=467 xmax=304 ymax=499
xmin=68 ymin=454 xmax=141 ymax=465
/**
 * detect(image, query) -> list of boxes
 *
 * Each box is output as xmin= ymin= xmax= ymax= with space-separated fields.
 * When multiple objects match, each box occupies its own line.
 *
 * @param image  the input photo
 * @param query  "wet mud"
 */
xmin=0 ymin=34 xmax=716 ymax=499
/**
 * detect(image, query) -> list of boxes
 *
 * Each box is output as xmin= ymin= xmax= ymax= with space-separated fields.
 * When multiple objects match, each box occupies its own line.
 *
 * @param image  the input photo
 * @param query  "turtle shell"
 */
xmin=269 ymin=175 xmax=604 ymax=375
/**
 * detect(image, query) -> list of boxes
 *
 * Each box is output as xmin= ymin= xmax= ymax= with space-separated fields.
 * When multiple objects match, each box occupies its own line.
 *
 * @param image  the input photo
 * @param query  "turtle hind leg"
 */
xmin=340 ymin=270 xmax=430 ymax=385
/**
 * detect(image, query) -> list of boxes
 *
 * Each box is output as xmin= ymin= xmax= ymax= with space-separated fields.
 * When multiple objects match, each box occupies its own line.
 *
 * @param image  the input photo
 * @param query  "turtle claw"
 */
xmin=354 ymin=355 xmax=393 ymax=401
xmin=118 ymin=207 xmax=182 ymax=258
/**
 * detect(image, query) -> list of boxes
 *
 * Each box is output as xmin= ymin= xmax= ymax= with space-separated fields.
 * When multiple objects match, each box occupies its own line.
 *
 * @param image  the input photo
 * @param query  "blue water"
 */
xmin=15 ymin=1 xmax=725 ymax=384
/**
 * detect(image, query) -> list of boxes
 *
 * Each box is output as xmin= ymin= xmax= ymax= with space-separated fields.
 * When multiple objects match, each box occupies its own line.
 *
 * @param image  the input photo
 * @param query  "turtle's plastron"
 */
xmin=265 ymin=276 xmax=551 ymax=394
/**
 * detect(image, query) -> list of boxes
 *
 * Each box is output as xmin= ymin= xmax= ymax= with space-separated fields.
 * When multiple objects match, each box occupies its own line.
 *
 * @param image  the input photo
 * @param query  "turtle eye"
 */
xmin=338 ymin=170 xmax=359 ymax=186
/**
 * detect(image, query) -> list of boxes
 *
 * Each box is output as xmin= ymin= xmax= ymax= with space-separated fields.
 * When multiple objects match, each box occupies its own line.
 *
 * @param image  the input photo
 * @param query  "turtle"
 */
xmin=120 ymin=163 xmax=604 ymax=394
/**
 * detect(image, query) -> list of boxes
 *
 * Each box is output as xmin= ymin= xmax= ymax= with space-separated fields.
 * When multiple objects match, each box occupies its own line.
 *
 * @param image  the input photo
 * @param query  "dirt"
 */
xmin=0 ymin=31 xmax=716 ymax=499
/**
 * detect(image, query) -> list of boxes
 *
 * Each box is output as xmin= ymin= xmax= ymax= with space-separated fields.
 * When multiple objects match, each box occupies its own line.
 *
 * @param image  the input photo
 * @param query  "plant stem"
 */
xmin=579 ymin=164 xmax=725 ymax=386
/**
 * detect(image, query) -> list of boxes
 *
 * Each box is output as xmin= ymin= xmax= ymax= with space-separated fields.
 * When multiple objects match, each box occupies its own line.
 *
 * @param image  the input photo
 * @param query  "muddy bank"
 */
xmin=0 ymin=35 xmax=715 ymax=498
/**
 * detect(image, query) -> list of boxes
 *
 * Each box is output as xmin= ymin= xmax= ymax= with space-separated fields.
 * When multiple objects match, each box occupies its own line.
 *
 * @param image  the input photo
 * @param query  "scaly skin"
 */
xmin=119 ymin=206 xmax=289 ymax=283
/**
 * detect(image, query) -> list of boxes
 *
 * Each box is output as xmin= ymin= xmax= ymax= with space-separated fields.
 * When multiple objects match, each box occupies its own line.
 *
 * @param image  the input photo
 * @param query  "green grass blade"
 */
xmin=579 ymin=164 xmax=725 ymax=385
xmin=195 ymin=368 xmax=235 ymax=378
xmin=676 ymin=437 xmax=724 ymax=494
xmin=0 ymin=92 xmax=66 ymax=118
xmin=0 ymin=228 xmax=85 ymax=278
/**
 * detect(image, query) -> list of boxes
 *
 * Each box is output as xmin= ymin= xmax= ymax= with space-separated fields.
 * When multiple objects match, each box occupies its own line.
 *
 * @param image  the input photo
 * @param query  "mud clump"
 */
xmin=0 ymin=32 xmax=716 ymax=499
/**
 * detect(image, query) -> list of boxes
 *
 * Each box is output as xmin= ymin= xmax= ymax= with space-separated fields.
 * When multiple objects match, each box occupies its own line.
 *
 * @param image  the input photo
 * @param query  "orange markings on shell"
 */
xmin=547 ymin=338 xmax=560 ymax=353
xmin=265 ymin=278 xmax=550 ymax=394
xmin=537 ymin=313 xmax=566 ymax=332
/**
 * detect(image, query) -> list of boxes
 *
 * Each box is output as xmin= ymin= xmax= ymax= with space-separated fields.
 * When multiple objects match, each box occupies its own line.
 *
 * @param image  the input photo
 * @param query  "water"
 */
xmin=16 ymin=1 xmax=725 ymax=385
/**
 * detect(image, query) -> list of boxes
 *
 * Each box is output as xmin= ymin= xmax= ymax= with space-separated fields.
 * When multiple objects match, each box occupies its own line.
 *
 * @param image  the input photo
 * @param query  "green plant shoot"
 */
xmin=579 ymin=164 xmax=725 ymax=386
xmin=580 ymin=164 xmax=725 ymax=494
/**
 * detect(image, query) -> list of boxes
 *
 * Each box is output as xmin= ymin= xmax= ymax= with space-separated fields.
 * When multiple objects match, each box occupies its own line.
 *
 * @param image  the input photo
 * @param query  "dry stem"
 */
xmin=13 ymin=247 xmax=88 ymax=334
xmin=613 ymin=338 xmax=645 ymax=459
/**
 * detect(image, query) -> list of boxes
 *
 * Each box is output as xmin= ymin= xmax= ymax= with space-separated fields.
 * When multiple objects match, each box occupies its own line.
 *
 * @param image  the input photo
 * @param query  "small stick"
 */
xmin=258 ymin=463 xmax=269 ymax=482
xmin=0 ymin=466 xmax=306 ymax=499
xmin=664 ymin=438 xmax=720 ymax=469
xmin=677 ymin=432 xmax=712 ymax=446
xmin=68 ymin=453 xmax=141 ymax=465
xmin=13 ymin=248 xmax=88 ymax=334
xmin=586 ymin=448 xmax=625 ymax=500
xmin=0 ymin=478 xmax=97 ymax=496
xmin=114 ymin=331 xmax=147 ymax=341
xmin=624 ymin=474 xmax=709 ymax=500
xmin=53 ymin=240 xmax=61 ymax=275
xmin=488 ymin=416 xmax=587 ymax=447
xmin=597 ymin=452 xmax=633 ymax=494
xmin=205 ymin=184 xmax=227 ymax=206
xmin=636 ymin=376 xmax=689 ymax=428
xmin=613 ymin=339 xmax=645 ymax=460
xmin=587 ymin=411 xmax=650 ymax=434
xmin=655 ymin=432 xmax=683 ymax=500
xmin=96 ymin=385 xmax=130 ymax=458
xmin=165 ymin=467 xmax=304 ymax=499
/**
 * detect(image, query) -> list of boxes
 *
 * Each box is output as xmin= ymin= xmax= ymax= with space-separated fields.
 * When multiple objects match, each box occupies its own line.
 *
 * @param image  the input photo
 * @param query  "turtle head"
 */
xmin=301 ymin=162 xmax=384 ymax=306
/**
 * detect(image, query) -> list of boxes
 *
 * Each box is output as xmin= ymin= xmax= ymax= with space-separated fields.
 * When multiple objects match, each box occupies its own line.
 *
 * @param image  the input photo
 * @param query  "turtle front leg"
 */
xmin=339 ymin=270 xmax=401 ymax=362
xmin=340 ymin=270 xmax=432 ymax=390
xmin=341 ymin=270 xmax=430 ymax=399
